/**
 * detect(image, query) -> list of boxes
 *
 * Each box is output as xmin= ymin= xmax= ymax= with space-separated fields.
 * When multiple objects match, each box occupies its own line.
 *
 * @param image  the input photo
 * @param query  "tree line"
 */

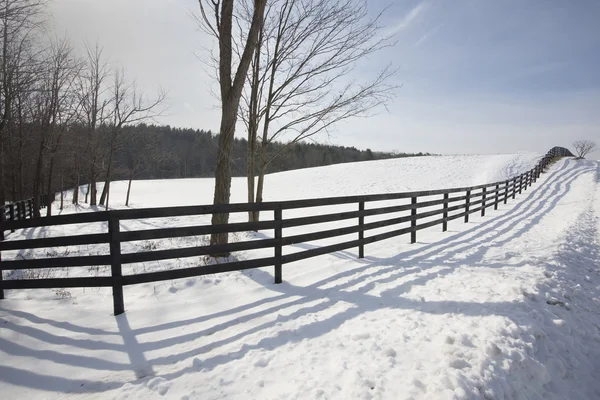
xmin=6 ymin=118 xmax=428 ymax=209
xmin=114 ymin=124 xmax=427 ymax=180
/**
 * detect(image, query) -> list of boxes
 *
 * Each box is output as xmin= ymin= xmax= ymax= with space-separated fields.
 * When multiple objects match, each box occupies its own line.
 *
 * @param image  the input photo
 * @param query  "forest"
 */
xmin=8 ymin=121 xmax=427 ymax=205
xmin=0 ymin=0 xmax=428 ymax=217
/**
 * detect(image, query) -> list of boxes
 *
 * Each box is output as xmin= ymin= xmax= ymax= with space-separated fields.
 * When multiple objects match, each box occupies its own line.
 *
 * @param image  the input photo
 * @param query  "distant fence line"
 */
xmin=0 ymin=194 xmax=53 ymax=240
xmin=0 ymin=147 xmax=573 ymax=315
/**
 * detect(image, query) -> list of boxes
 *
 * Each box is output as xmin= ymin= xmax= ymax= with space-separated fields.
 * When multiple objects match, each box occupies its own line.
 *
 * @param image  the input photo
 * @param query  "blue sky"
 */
xmin=50 ymin=0 xmax=600 ymax=158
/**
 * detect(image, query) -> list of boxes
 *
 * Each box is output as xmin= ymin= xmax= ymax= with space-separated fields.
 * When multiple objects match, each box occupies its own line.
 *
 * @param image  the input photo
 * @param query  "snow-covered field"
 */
xmin=1 ymin=153 xmax=600 ymax=399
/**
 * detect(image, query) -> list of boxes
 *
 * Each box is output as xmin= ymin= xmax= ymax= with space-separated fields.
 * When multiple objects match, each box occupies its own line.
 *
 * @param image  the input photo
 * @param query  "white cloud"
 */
xmin=386 ymin=2 xmax=429 ymax=36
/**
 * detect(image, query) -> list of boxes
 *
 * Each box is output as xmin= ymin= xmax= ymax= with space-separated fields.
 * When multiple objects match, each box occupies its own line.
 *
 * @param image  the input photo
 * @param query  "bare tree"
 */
xmin=198 ymin=0 xmax=268 ymax=248
xmin=97 ymin=68 xmax=166 ymax=209
xmin=75 ymin=42 xmax=110 ymax=206
xmin=0 ymin=0 xmax=44 ymax=206
xmin=31 ymin=36 xmax=80 ymax=217
xmin=573 ymin=140 xmax=596 ymax=159
xmin=241 ymin=0 xmax=397 ymax=221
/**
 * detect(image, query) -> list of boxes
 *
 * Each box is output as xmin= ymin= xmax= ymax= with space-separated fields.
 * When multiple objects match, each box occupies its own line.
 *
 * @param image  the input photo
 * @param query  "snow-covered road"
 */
xmin=1 ymin=157 xmax=599 ymax=399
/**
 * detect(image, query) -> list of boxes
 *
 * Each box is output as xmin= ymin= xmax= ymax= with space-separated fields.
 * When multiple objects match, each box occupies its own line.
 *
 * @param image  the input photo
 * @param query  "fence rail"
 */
xmin=0 ymin=147 xmax=573 ymax=315
xmin=0 ymin=193 xmax=53 ymax=240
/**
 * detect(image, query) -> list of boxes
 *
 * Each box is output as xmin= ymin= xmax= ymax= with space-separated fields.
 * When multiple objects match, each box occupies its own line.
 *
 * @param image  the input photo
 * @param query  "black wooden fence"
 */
xmin=0 ymin=194 xmax=53 ymax=240
xmin=1 ymin=199 xmax=34 ymax=241
xmin=0 ymin=148 xmax=573 ymax=315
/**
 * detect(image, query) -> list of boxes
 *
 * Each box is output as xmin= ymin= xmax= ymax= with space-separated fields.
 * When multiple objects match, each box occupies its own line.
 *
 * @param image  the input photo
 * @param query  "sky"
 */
xmin=49 ymin=0 xmax=600 ymax=158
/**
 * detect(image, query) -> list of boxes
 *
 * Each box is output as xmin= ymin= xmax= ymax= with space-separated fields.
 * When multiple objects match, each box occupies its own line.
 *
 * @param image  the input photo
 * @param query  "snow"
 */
xmin=59 ymin=153 xmax=541 ymax=208
xmin=2 ymin=153 xmax=600 ymax=399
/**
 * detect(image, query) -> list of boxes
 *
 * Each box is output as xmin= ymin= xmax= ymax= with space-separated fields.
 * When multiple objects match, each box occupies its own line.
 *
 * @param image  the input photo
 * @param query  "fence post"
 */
xmin=494 ymin=183 xmax=499 ymax=210
xmin=481 ymin=187 xmax=486 ymax=217
xmin=442 ymin=193 xmax=448 ymax=232
xmin=518 ymin=174 xmax=523 ymax=195
xmin=274 ymin=206 xmax=283 ymax=283
xmin=108 ymin=214 xmax=124 ymax=315
xmin=9 ymin=204 xmax=14 ymax=233
xmin=0 ymin=207 xmax=4 ymax=241
xmin=465 ymin=190 xmax=470 ymax=223
xmin=0 ymin=249 xmax=4 ymax=299
xmin=529 ymin=170 xmax=533 ymax=186
xmin=410 ymin=197 xmax=417 ymax=244
xmin=512 ymin=177 xmax=516 ymax=199
xmin=504 ymin=180 xmax=509 ymax=204
xmin=358 ymin=201 xmax=365 ymax=258
xmin=28 ymin=199 xmax=33 ymax=217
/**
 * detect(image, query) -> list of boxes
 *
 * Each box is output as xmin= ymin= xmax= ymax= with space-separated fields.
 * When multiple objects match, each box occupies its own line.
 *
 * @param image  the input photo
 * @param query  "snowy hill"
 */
xmin=2 ymin=154 xmax=600 ymax=399
xmin=57 ymin=153 xmax=541 ymax=210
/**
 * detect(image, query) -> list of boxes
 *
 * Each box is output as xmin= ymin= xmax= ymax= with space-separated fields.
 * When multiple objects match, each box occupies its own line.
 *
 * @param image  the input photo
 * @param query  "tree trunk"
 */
xmin=254 ymin=162 xmax=267 ymax=222
xmin=32 ymin=144 xmax=45 ymax=218
xmin=99 ymin=182 xmax=107 ymax=205
xmin=89 ymin=152 xmax=97 ymax=206
xmin=0 ymin=131 xmax=5 ymax=207
xmin=85 ymin=182 xmax=89 ymax=203
xmin=60 ymin=164 xmax=64 ymax=210
xmin=246 ymin=30 xmax=262 ymax=223
xmin=46 ymin=155 xmax=56 ymax=217
xmin=247 ymin=129 xmax=256 ymax=198
xmin=208 ymin=0 xmax=267 ymax=250
xmin=210 ymin=97 xmax=239 ymax=248
xmin=72 ymin=173 xmax=79 ymax=204
xmin=90 ymin=175 xmax=97 ymax=206
xmin=99 ymin=165 xmax=112 ymax=209
xmin=100 ymin=134 xmax=117 ymax=209
xmin=247 ymin=134 xmax=256 ymax=222
xmin=17 ymin=142 xmax=23 ymax=201
xmin=125 ymin=169 xmax=133 ymax=206
xmin=10 ymin=151 xmax=16 ymax=203
xmin=17 ymin=102 xmax=24 ymax=201
xmin=252 ymin=105 xmax=272 ymax=223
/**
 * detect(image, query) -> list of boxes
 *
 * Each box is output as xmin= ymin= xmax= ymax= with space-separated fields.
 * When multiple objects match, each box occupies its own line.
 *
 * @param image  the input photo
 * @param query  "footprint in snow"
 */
xmin=449 ymin=358 xmax=471 ymax=369
xmin=352 ymin=333 xmax=370 ymax=341
xmin=147 ymin=377 xmax=171 ymax=396
xmin=485 ymin=342 xmax=502 ymax=357
xmin=384 ymin=348 xmax=397 ymax=358
xmin=134 ymin=364 xmax=154 ymax=379
xmin=254 ymin=357 xmax=270 ymax=368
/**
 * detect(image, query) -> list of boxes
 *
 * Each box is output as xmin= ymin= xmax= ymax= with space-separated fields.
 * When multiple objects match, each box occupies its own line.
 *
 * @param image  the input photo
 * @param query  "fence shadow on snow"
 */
xmin=0 ymin=151 xmax=595 ymax=395
xmin=0 ymin=147 xmax=573 ymax=316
